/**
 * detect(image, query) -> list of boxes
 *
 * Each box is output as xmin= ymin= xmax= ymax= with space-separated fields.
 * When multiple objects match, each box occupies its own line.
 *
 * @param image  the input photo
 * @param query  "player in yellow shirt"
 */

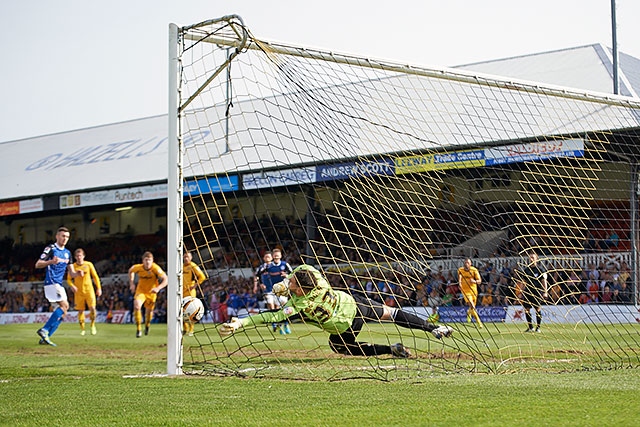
xmin=457 ymin=258 xmax=483 ymax=327
xmin=182 ymin=250 xmax=207 ymax=336
xmin=128 ymin=251 xmax=168 ymax=338
xmin=67 ymin=248 xmax=102 ymax=335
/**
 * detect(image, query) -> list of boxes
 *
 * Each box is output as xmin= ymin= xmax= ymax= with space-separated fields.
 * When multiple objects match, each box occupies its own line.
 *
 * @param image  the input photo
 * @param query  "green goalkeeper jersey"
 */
xmin=240 ymin=265 xmax=357 ymax=334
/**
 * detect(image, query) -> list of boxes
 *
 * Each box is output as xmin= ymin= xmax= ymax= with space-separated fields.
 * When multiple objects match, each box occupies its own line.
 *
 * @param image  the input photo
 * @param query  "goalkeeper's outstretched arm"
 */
xmin=219 ymin=308 xmax=292 ymax=336
xmin=219 ymin=317 xmax=244 ymax=336
xmin=220 ymin=277 xmax=293 ymax=336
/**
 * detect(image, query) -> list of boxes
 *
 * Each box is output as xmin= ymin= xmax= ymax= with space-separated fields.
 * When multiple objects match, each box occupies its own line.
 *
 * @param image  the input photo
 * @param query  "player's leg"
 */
xmin=264 ymin=293 xmax=278 ymax=332
xmin=182 ymin=297 xmax=189 ymax=335
xmin=188 ymin=319 xmax=195 ymax=335
xmin=523 ymin=304 xmax=533 ymax=332
xmin=327 ymin=318 xmax=397 ymax=356
xmin=373 ymin=298 xmax=453 ymax=339
xmin=328 ymin=333 xmax=397 ymax=356
xmin=38 ymin=284 xmax=69 ymax=345
xmin=464 ymin=294 xmax=472 ymax=323
xmin=88 ymin=306 xmax=97 ymax=335
xmin=133 ymin=293 xmax=145 ymax=337
xmin=76 ymin=294 xmax=86 ymax=335
xmin=48 ymin=299 xmax=69 ymax=334
xmin=78 ymin=310 xmax=86 ymax=335
xmin=464 ymin=292 xmax=483 ymax=327
xmin=183 ymin=292 xmax=196 ymax=335
xmin=88 ymin=291 xmax=98 ymax=335
xmin=182 ymin=320 xmax=189 ymax=336
xmin=534 ymin=305 xmax=542 ymax=332
xmin=463 ymin=293 xmax=472 ymax=322
xmin=144 ymin=297 xmax=155 ymax=335
xmin=278 ymin=294 xmax=291 ymax=334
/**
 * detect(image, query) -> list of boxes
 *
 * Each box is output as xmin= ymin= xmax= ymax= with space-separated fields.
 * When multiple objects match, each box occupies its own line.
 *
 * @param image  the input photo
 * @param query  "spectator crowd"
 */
xmin=0 ymin=203 xmax=636 ymax=317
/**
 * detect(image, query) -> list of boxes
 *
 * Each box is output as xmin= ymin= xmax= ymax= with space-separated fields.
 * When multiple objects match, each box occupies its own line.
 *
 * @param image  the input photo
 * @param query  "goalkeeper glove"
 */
xmin=273 ymin=279 xmax=289 ymax=297
xmin=219 ymin=317 xmax=243 ymax=336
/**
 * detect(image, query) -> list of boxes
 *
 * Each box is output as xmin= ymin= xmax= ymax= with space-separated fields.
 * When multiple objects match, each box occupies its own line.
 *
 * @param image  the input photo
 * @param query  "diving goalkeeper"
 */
xmin=220 ymin=264 xmax=454 ymax=358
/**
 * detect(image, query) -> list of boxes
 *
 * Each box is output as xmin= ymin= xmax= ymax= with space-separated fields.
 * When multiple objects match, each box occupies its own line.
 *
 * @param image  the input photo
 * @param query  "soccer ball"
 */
xmin=182 ymin=296 xmax=204 ymax=322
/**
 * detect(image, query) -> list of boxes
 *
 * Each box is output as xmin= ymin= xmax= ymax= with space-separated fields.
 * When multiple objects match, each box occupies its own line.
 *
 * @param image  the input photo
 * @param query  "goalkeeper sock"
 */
xmin=393 ymin=310 xmax=435 ymax=332
xmin=330 ymin=340 xmax=390 ymax=356
xmin=359 ymin=343 xmax=393 ymax=356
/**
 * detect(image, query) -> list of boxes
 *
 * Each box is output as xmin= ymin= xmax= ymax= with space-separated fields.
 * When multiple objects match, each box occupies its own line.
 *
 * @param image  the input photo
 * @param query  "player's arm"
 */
xmin=194 ymin=264 xmax=207 ymax=284
xmin=128 ymin=266 xmax=137 ymax=293
xmin=254 ymin=264 xmax=268 ymax=292
xmin=220 ymin=305 xmax=296 ymax=336
xmin=89 ymin=263 xmax=102 ymax=297
xmin=35 ymin=246 xmax=55 ymax=269
xmin=474 ymin=270 xmax=481 ymax=285
xmin=153 ymin=271 xmax=169 ymax=293
xmin=66 ymin=269 xmax=78 ymax=293
xmin=190 ymin=264 xmax=206 ymax=292
xmin=541 ymin=271 xmax=548 ymax=298
xmin=252 ymin=267 xmax=259 ymax=291
xmin=35 ymin=258 xmax=50 ymax=269
xmin=67 ymin=261 xmax=78 ymax=279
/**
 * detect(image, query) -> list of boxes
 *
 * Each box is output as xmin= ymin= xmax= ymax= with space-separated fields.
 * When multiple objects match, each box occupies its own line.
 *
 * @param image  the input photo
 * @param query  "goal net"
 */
xmin=169 ymin=15 xmax=640 ymax=380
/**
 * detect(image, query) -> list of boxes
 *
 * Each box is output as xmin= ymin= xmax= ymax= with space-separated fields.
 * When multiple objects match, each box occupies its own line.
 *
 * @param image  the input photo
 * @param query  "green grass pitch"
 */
xmin=1 ymin=322 xmax=639 ymax=426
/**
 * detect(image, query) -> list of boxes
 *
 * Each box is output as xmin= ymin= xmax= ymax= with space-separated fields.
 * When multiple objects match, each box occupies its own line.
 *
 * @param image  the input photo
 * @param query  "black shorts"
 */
xmin=350 ymin=295 xmax=386 ymax=332
xmin=521 ymin=287 xmax=543 ymax=308
xmin=328 ymin=295 xmax=385 ymax=348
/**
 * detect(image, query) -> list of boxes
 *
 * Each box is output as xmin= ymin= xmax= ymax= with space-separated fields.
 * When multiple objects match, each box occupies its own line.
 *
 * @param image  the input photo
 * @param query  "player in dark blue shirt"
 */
xmin=35 ymin=226 xmax=77 ymax=346
xmin=265 ymin=249 xmax=293 ymax=334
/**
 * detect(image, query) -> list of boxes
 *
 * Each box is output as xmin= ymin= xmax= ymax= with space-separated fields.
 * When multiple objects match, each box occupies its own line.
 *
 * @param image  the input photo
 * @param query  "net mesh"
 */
xmin=174 ymin=17 xmax=640 ymax=380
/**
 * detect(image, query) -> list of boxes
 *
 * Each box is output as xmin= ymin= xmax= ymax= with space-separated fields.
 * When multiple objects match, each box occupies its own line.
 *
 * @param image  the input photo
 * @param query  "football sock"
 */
xmin=46 ymin=307 xmax=65 ymax=337
xmin=330 ymin=339 xmax=391 ymax=356
xmin=472 ymin=309 xmax=482 ymax=325
xmin=393 ymin=310 xmax=435 ymax=332
xmin=78 ymin=311 xmax=85 ymax=330
xmin=359 ymin=343 xmax=392 ymax=356
xmin=134 ymin=310 xmax=142 ymax=328
xmin=145 ymin=306 xmax=153 ymax=327
xmin=525 ymin=311 xmax=533 ymax=329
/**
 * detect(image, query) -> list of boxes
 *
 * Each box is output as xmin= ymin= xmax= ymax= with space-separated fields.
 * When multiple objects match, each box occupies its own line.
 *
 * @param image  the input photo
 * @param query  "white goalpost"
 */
xmin=167 ymin=22 xmax=183 ymax=375
xmin=167 ymin=15 xmax=640 ymax=379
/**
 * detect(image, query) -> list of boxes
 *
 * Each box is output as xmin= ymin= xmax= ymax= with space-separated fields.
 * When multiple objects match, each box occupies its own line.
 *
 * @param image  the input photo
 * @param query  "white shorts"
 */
xmin=264 ymin=293 xmax=288 ymax=308
xmin=264 ymin=292 xmax=279 ymax=308
xmin=44 ymin=283 xmax=68 ymax=303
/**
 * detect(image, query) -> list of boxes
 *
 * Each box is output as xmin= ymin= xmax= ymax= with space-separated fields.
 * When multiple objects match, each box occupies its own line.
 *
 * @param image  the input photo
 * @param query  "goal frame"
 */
xmin=167 ymin=15 xmax=640 ymax=377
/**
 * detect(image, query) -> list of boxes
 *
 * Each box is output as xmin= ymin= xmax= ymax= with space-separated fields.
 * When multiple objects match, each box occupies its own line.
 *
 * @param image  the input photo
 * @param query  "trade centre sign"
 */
xmin=238 ymin=138 xmax=584 ymax=190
